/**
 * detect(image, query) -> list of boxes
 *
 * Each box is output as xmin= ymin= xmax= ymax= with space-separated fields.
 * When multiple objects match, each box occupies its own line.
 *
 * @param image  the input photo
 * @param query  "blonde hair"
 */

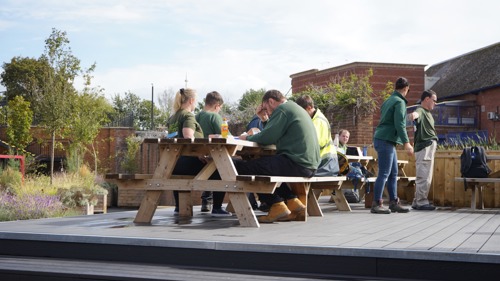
xmin=173 ymin=88 xmax=197 ymax=112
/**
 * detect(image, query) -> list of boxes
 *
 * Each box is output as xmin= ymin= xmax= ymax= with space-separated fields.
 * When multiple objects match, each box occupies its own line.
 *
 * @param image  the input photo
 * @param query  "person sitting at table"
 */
xmin=167 ymin=88 xmax=231 ymax=217
xmin=236 ymin=89 xmax=320 ymax=223
xmin=295 ymin=95 xmax=339 ymax=176
xmin=246 ymin=114 xmax=267 ymax=212
xmin=336 ymin=129 xmax=350 ymax=155
xmin=195 ymin=90 xmax=227 ymax=213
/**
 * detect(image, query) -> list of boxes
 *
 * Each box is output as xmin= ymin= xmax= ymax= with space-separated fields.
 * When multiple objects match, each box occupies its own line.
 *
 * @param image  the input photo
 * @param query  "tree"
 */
xmin=6 ymin=96 xmax=33 ymax=154
xmin=1 ymin=56 xmax=49 ymax=107
xmin=111 ymin=91 xmax=169 ymax=130
xmin=111 ymin=91 xmax=142 ymax=129
xmin=157 ymin=88 xmax=175 ymax=119
xmin=36 ymin=28 xmax=81 ymax=183
xmin=234 ymin=88 xmax=266 ymax=124
xmin=69 ymin=76 xmax=113 ymax=174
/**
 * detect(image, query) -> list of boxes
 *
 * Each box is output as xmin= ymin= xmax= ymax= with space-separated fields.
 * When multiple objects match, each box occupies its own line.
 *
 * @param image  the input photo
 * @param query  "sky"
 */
xmin=1 ymin=0 xmax=499 ymax=105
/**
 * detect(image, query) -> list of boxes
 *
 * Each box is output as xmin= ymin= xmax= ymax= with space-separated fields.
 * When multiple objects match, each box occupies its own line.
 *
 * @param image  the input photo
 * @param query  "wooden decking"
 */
xmin=0 ymin=196 xmax=499 ymax=280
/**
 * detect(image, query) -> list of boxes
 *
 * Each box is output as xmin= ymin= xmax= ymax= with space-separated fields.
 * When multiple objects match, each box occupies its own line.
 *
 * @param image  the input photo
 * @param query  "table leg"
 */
xmin=228 ymin=192 xmax=259 ymax=227
xmin=134 ymin=190 xmax=162 ymax=223
xmin=307 ymin=189 xmax=323 ymax=217
xmin=178 ymin=191 xmax=193 ymax=217
xmin=478 ymin=185 xmax=484 ymax=210
xmin=471 ymin=184 xmax=477 ymax=211
xmin=332 ymin=190 xmax=352 ymax=211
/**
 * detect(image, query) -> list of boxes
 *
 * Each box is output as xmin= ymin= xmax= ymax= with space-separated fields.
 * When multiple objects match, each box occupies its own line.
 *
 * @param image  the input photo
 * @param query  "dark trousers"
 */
xmin=172 ymin=156 xmax=225 ymax=209
xmin=233 ymin=154 xmax=315 ymax=205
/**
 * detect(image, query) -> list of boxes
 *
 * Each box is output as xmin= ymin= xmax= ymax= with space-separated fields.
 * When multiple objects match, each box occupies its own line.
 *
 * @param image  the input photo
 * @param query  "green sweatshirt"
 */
xmin=167 ymin=109 xmax=204 ymax=138
xmin=373 ymin=91 xmax=410 ymax=145
xmin=414 ymin=106 xmax=438 ymax=152
xmin=248 ymin=101 xmax=320 ymax=170
xmin=196 ymin=110 xmax=223 ymax=138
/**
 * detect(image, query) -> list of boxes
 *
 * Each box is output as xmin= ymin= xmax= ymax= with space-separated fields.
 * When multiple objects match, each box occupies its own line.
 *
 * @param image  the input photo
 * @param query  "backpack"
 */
xmin=344 ymin=162 xmax=363 ymax=203
xmin=343 ymin=162 xmax=374 ymax=203
xmin=337 ymin=151 xmax=349 ymax=175
xmin=460 ymin=146 xmax=491 ymax=189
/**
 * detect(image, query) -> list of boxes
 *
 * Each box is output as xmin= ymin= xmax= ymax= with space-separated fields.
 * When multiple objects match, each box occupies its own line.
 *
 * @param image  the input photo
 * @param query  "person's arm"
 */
xmin=182 ymin=127 xmax=195 ymax=139
xmin=247 ymin=108 xmax=286 ymax=145
xmin=394 ymin=100 xmax=413 ymax=155
xmin=393 ymin=100 xmax=410 ymax=144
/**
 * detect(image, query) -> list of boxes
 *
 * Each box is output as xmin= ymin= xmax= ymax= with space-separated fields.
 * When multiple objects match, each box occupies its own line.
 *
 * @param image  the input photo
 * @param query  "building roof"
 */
xmin=426 ymin=42 xmax=500 ymax=99
xmin=290 ymin=61 xmax=426 ymax=78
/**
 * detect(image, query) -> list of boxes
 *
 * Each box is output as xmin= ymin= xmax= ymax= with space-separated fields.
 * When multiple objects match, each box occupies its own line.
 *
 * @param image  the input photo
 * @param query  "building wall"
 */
xmin=477 ymin=87 xmax=500 ymax=142
xmin=290 ymin=62 xmax=426 ymax=144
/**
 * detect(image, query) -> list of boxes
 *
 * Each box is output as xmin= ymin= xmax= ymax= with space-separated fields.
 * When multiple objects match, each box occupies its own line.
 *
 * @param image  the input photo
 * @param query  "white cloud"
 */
xmin=2 ymin=0 xmax=500 ymax=104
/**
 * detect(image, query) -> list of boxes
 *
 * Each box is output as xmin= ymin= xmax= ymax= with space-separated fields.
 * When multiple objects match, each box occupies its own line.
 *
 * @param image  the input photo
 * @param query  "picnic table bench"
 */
xmin=454 ymin=155 xmax=500 ymax=210
xmin=236 ymin=175 xmax=346 ymax=218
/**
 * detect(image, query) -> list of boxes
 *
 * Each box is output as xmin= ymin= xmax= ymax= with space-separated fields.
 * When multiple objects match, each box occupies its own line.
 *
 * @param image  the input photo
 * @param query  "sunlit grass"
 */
xmin=0 ymin=165 xmax=107 ymax=221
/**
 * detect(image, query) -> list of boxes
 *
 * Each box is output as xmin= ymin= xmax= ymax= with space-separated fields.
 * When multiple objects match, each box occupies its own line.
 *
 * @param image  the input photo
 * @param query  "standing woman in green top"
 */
xmin=371 ymin=77 xmax=414 ymax=214
xmin=168 ymin=88 xmax=231 ymax=217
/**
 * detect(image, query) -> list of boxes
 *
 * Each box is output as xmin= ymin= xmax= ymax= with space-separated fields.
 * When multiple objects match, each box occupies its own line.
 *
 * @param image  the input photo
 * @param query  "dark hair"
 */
xmin=395 ymin=77 xmax=409 ymax=90
xmin=262 ymin=89 xmax=285 ymax=103
xmin=295 ymin=95 xmax=314 ymax=109
xmin=420 ymin=89 xmax=436 ymax=101
xmin=205 ymin=91 xmax=224 ymax=106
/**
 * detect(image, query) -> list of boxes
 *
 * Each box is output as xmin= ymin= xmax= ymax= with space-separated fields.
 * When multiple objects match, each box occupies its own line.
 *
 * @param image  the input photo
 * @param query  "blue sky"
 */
xmin=1 ymin=0 xmax=499 ymax=104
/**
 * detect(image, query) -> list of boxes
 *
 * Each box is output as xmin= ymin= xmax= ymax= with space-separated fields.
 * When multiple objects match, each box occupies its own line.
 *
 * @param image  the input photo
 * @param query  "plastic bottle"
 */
xmin=221 ymin=118 xmax=229 ymax=138
xmin=333 ymin=133 xmax=339 ymax=148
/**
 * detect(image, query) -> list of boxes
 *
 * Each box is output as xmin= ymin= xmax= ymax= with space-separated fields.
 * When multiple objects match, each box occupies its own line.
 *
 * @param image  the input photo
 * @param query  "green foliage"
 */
xmin=111 ymin=91 xmax=170 ymax=131
xmin=121 ymin=135 xmax=142 ymax=173
xmin=0 ymin=56 xmax=50 ymax=107
xmin=35 ymin=28 xmax=82 ymax=181
xmin=70 ymin=91 xmax=114 ymax=172
xmin=228 ymin=88 xmax=266 ymax=125
xmin=0 ymin=167 xmax=23 ymax=195
xmin=331 ymin=69 xmax=376 ymax=118
xmin=56 ymin=184 xmax=107 ymax=208
xmin=6 ymin=96 xmax=34 ymax=152
xmin=292 ymin=69 xmax=388 ymax=123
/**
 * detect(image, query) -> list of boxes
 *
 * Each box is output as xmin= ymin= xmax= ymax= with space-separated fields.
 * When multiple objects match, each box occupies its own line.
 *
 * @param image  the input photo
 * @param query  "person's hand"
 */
xmin=247 ymin=128 xmax=260 ymax=136
xmin=407 ymin=112 xmax=419 ymax=121
xmin=404 ymin=142 xmax=414 ymax=156
xmin=239 ymin=132 xmax=248 ymax=140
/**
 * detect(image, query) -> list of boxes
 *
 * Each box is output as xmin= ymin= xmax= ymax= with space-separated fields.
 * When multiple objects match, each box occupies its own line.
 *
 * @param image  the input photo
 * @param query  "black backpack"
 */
xmin=460 ymin=146 xmax=491 ymax=189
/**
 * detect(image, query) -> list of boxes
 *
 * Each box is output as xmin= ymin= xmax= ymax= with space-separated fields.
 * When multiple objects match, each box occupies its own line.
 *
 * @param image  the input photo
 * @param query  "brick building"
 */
xmin=426 ymin=42 xmax=500 ymax=142
xmin=290 ymin=62 xmax=426 ymax=144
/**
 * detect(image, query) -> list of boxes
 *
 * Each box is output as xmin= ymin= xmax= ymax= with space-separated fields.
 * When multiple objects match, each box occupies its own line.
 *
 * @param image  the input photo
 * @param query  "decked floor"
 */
xmin=1 ymin=197 xmax=499 ymax=280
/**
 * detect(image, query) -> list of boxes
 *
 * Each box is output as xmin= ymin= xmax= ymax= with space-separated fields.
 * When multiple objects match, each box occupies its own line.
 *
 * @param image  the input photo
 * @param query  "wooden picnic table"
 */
xmin=133 ymin=137 xmax=344 ymax=227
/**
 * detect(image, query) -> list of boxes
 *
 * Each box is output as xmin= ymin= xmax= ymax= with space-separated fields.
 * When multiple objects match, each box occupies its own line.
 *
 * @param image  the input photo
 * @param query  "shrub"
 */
xmin=0 ymin=192 xmax=65 ymax=221
xmin=0 ymin=167 xmax=23 ymax=195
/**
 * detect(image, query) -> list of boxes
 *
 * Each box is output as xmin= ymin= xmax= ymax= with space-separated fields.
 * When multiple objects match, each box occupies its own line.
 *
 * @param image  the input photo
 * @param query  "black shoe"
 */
xmin=413 ymin=204 xmax=436 ymax=211
xmin=258 ymin=202 xmax=270 ymax=212
xmin=201 ymin=199 xmax=211 ymax=212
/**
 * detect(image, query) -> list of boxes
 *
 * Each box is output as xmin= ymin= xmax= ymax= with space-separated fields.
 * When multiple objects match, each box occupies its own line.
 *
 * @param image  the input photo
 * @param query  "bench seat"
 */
xmin=236 ymin=175 xmax=346 ymax=183
xmin=454 ymin=177 xmax=500 ymax=210
xmin=105 ymin=173 xmax=153 ymax=180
